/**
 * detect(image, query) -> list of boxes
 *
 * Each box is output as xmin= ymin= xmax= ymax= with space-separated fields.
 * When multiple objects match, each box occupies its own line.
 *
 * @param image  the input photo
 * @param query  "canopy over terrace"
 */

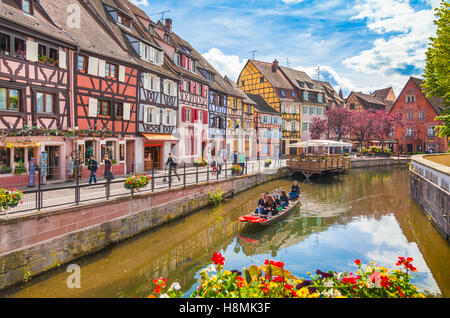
xmin=287 ymin=140 xmax=353 ymax=154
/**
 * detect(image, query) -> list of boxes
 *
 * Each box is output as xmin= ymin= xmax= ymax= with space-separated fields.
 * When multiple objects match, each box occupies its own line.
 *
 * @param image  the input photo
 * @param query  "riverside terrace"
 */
xmin=1 ymin=159 xmax=287 ymax=217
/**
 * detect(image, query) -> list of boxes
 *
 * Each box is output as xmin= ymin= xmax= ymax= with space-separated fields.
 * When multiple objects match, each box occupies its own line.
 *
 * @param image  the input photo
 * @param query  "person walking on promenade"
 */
xmin=217 ymin=155 xmax=224 ymax=176
xmin=103 ymin=154 xmax=114 ymax=186
xmin=88 ymin=155 xmax=98 ymax=184
xmin=166 ymin=153 xmax=180 ymax=182
xmin=233 ymin=151 xmax=238 ymax=165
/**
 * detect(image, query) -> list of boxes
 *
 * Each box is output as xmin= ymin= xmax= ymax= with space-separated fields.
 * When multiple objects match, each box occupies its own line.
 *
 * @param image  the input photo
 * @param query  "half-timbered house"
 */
xmin=277 ymin=66 xmax=326 ymax=145
xmin=43 ymin=0 xmax=141 ymax=178
xmin=0 ymin=1 xmax=76 ymax=186
xmin=246 ymin=94 xmax=282 ymax=160
xmin=148 ymin=19 xmax=210 ymax=164
xmin=238 ymin=59 xmax=296 ymax=157
xmin=90 ymin=0 xmax=180 ymax=171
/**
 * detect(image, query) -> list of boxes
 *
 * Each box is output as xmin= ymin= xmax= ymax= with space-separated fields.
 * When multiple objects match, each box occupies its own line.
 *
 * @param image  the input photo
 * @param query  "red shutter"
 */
xmin=180 ymin=81 xmax=184 ymax=91
xmin=193 ymin=109 xmax=198 ymax=121
xmin=203 ymin=110 xmax=208 ymax=124
xmin=182 ymin=107 xmax=186 ymax=122
xmin=181 ymin=55 xmax=186 ymax=68
xmin=190 ymin=81 xmax=194 ymax=93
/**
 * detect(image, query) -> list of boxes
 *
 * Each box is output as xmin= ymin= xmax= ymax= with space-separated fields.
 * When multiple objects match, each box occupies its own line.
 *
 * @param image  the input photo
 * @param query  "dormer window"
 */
xmin=297 ymin=80 xmax=305 ymax=88
xmin=140 ymin=43 xmax=163 ymax=65
xmin=22 ymin=0 xmax=33 ymax=15
xmin=117 ymin=12 xmax=131 ymax=28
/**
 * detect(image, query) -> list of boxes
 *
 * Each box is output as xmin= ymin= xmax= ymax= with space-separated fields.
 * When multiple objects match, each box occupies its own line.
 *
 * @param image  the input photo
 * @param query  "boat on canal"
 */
xmin=239 ymin=197 xmax=301 ymax=226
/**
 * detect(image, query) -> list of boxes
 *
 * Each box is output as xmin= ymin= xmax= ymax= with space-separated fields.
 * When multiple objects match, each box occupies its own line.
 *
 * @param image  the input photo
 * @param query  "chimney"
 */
xmin=272 ymin=59 xmax=279 ymax=73
xmin=165 ymin=18 xmax=172 ymax=32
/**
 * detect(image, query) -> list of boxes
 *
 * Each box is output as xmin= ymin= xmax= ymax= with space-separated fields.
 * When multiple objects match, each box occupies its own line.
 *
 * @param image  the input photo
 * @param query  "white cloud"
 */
xmin=128 ymin=0 xmax=149 ymax=6
xmin=202 ymin=48 xmax=247 ymax=81
xmin=343 ymin=0 xmax=439 ymax=93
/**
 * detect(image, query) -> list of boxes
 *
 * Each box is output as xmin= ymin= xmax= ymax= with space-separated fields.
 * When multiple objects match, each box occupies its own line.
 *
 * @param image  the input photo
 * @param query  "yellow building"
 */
xmin=238 ymin=59 xmax=301 ymax=156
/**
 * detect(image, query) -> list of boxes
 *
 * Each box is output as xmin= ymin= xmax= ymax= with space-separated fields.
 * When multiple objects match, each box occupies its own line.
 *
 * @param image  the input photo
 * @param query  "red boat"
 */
xmin=239 ymin=197 xmax=301 ymax=226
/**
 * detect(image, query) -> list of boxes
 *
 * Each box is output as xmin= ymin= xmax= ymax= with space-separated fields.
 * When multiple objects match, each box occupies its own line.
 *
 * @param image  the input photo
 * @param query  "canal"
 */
xmin=2 ymin=166 xmax=449 ymax=298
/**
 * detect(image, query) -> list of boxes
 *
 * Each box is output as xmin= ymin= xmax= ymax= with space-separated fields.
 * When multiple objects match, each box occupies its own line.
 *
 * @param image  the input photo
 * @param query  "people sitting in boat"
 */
xmin=255 ymin=193 xmax=268 ymax=215
xmin=289 ymin=181 xmax=301 ymax=200
xmin=280 ymin=191 xmax=289 ymax=208
xmin=272 ymin=193 xmax=283 ymax=216
xmin=265 ymin=195 xmax=275 ymax=216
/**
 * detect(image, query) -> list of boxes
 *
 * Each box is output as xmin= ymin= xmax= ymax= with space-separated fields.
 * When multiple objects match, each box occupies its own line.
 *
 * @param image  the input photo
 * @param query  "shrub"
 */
xmin=208 ymin=186 xmax=224 ymax=206
xmin=148 ymin=253 xmax=426 ymax=299
xmin=231 ymin=164 xmax=242 ymax=175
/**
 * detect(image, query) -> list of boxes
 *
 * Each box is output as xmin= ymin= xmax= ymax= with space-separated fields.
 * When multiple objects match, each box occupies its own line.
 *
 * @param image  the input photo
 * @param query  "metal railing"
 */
xmin=3 ymin=159 xmax=286 ymax=216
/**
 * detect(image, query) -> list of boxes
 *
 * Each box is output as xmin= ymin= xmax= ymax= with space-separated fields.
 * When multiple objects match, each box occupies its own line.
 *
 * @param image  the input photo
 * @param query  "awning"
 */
xmin=0 ymin=141 xmax=41 ymax=148
xmin=287 ymin=140 xmax=353 ymax=148
xmin=142 ymin=134 xmax=178 ymax=142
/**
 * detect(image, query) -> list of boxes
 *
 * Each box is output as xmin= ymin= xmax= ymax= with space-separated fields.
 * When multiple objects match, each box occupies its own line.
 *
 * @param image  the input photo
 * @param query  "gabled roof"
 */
xmin=249 ymin=60 xmax=294 ymax=90
xmin=352 ymin=91 xmax=387 ymax=109
xmin=0 ymin=1 xmax=75 ymax=46
xmin=372 ymin=87 xmax=393 ymax=101
xmin=279 ymin=66 xmax=324 ymax=93
xmin=313 ymin=80 xmax=344 ymax=103
xmin=246 ymin=94 xmax=280 ymax=115
xmin=411 ymin=77 xmax=445 ymax=115
xmin=224 ymin=76 xmax=256 ymax=105
xmin=39 ymin=0 xmax=136 ymax=64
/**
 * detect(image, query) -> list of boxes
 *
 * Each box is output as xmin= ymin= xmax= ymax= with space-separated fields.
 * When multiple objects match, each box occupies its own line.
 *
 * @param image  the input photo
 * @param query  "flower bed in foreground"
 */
xmin=149 ymin=253 xmax=425 ymax=298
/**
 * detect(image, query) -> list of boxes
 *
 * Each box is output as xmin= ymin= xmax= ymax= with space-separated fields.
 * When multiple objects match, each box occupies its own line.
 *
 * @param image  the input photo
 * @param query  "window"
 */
xmin=0 ymin=88 xmax=20 ymax=111
xmin=105 ymin=62 xmax=117 ymax=79
xmin=114 ymin=102 xmax=123 ymax=119
xmin=419 ymin=112 xmax=424 ymax=119
xmin=428 ymin=127 xmax=436 ymax=137
xmin=241 ymin=81 xmax=245 ymax=86
xmin=309 ymin=106 xmax=315 ymax=115
xmin=144 ymin=106 xmax=156 ymax=124
xmin=407 ymin=128 xmax=414 ymax=137
xmin=117 ymin=12 xmax=131 ymax=28
xmin=0 ymin=33 xmax=10 ymax=55
xmin=38 ymin=44 xmax=47 ymax=60
xmin=350 ymin=103 xmax=355 ymax=110
xmin=49 ymin=48 xmax=59 ymax=66
xmin=84 ymin=140 xmax=95 ymax=164
xmin=97 ymin=100 xmax=110 ymax=117
xmin=260 ymin=77 xmax=265 ymax=83
xmin=406 ymin=96 xmax=416 ymax=103
xmin=0 ymin=148 xmax=11 ymax=174
xmin=77 ymin=55 xmax=87 ymax=73
xmin=22 ymin=0 xmax=33 ymax=15
xmin=303 ymin=91 xmax=309 ymax=101
xmin=36 ymin=92 xmax=54 ymax=113
xmin=303 ymin=106 xmax=308 ymax=114
xmin=174 ymin=52 xmax=181 ymax=66
xmin=407 ymin=112 xmax=414 ymax=120
xmin=318 ymin=94 xmax=323 ymax=103
xmin=14 ymin=38 xmax=26 ymax=59
xmin=105 ymin=141 xmax=115 ymax=161
xmin=184 ymin=108 xmax=192 ymax=123
xmin=291 ymin=91 xmax=296 ymax=98
xmin=280 ymin=90 xmax=285 ymax=97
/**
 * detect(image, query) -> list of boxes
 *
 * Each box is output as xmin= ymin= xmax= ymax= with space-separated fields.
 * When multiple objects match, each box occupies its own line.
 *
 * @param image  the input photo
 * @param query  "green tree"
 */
xmin=422 ymin=1 xmax=450 ymax=138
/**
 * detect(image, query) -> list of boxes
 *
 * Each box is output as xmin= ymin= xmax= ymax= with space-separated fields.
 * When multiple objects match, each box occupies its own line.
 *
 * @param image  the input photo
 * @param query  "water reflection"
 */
xmin=2 ymin=167 xmax=449 ymax=298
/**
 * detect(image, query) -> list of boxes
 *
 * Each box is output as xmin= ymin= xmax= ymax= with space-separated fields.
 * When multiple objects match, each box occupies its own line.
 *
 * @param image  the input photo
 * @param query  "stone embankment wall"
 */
xmin=0 ymin=168 xmax=288 ymax=290
xmin=410 ymin=155 xmax=449 ymax=242
xmin=351 ymin=157 xmax=410 ymax=169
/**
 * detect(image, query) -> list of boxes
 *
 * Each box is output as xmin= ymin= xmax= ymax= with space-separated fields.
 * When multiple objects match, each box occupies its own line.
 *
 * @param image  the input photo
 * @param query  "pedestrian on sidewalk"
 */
xmin=233 ymin=151 xmax=238 ymax=165
xmin=166 ymin=153 xmax=180 ymax=182
xmin=88 ymin=155 xmax=98 ymax=184
xmin=217 ymin=155 xmax=224 ymax=176
xmin=104 ymin=154 xmax=114 ymax=186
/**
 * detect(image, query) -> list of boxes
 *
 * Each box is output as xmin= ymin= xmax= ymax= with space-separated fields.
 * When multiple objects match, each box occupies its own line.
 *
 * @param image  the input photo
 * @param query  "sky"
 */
xmin=129 ymin=0 xmax=443 ymax=98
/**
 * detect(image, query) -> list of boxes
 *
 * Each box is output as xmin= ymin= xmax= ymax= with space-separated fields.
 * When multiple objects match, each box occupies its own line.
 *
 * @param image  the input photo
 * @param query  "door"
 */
xmin=44 ymin=146 xmax=60 ymax=180
xmin=245 ymin=140 xmax=250 ymax=158
xmin=126 ymin=140 xmax=134 ymax=174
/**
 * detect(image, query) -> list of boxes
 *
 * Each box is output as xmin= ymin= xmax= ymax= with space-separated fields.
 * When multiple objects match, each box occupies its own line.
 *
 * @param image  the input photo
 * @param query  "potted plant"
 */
xmin=264 ymin=158 xmax=272 ymax=167
xmin=194 ymin=158 xmax=208 ymax=167
xmin=38 ymin=55 xmax=48 ymax=63
xmin=124 ymin=174 xmax=151 ymax=190
xmin=0 ymin=187 xmax=23 ymax=216
xmin=231 ymin=164 xmax=242 ymax=176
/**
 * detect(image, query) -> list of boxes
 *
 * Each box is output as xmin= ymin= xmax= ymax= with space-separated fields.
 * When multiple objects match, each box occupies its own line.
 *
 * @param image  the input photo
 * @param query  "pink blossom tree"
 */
xmin=309 ymin=117 xmax=328 ymax=140
xmin=350 ymin=110 xmax=376 ymax=152
xmin=326 ymin=106 xmax=353 ymax=141
xmin=370 ymin=111 xmax=405 ymax=150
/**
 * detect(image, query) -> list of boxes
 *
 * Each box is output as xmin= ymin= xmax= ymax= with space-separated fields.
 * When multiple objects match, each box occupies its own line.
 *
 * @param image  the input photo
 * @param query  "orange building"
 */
xmin=389 ymin=77 xmax=448 ymax=154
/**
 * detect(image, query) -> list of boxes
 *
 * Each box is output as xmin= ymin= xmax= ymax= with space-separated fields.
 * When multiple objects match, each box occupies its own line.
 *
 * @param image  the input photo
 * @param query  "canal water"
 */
xmin=2 ymin=167 xmax=449 ymax=298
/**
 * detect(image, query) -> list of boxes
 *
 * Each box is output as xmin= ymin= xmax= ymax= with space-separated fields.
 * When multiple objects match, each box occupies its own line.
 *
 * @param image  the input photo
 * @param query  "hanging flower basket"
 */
xmin=124 ymin=175 xmax=151 ymax=189
xmin=264 ymin=159 xmax=272 ymax=167
xmin=0 ymin=188 xmax=24 ymax=215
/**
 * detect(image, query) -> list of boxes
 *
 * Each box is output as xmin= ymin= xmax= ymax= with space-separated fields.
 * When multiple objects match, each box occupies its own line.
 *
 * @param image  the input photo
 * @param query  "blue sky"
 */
xmin=130 ymin=0 xmax=442 ymax=97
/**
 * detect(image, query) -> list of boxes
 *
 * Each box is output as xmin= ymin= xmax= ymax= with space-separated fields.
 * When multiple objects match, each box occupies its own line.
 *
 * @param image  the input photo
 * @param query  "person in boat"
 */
xmin=289 ymin=181 xmax=301 ymax=200
xmin=280 ymin=191 xmax=290 ymax=208
xmin=255 ymin=193 xmax=268 ymax=215
xmin=265 ymin=195 xmax=275 ymax=216
xmin=272 ymin=193 xmax=283 ymax=216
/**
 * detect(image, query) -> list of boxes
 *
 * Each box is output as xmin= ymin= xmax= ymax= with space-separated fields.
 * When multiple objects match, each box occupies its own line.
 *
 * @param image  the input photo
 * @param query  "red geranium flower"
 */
xmin=354 ymin=259 xmax=361 ymax=265
xmin=212 ymin=252 xmax=225 ymax=266
xmin=397 ymin=286 xmax=405 ymax=298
